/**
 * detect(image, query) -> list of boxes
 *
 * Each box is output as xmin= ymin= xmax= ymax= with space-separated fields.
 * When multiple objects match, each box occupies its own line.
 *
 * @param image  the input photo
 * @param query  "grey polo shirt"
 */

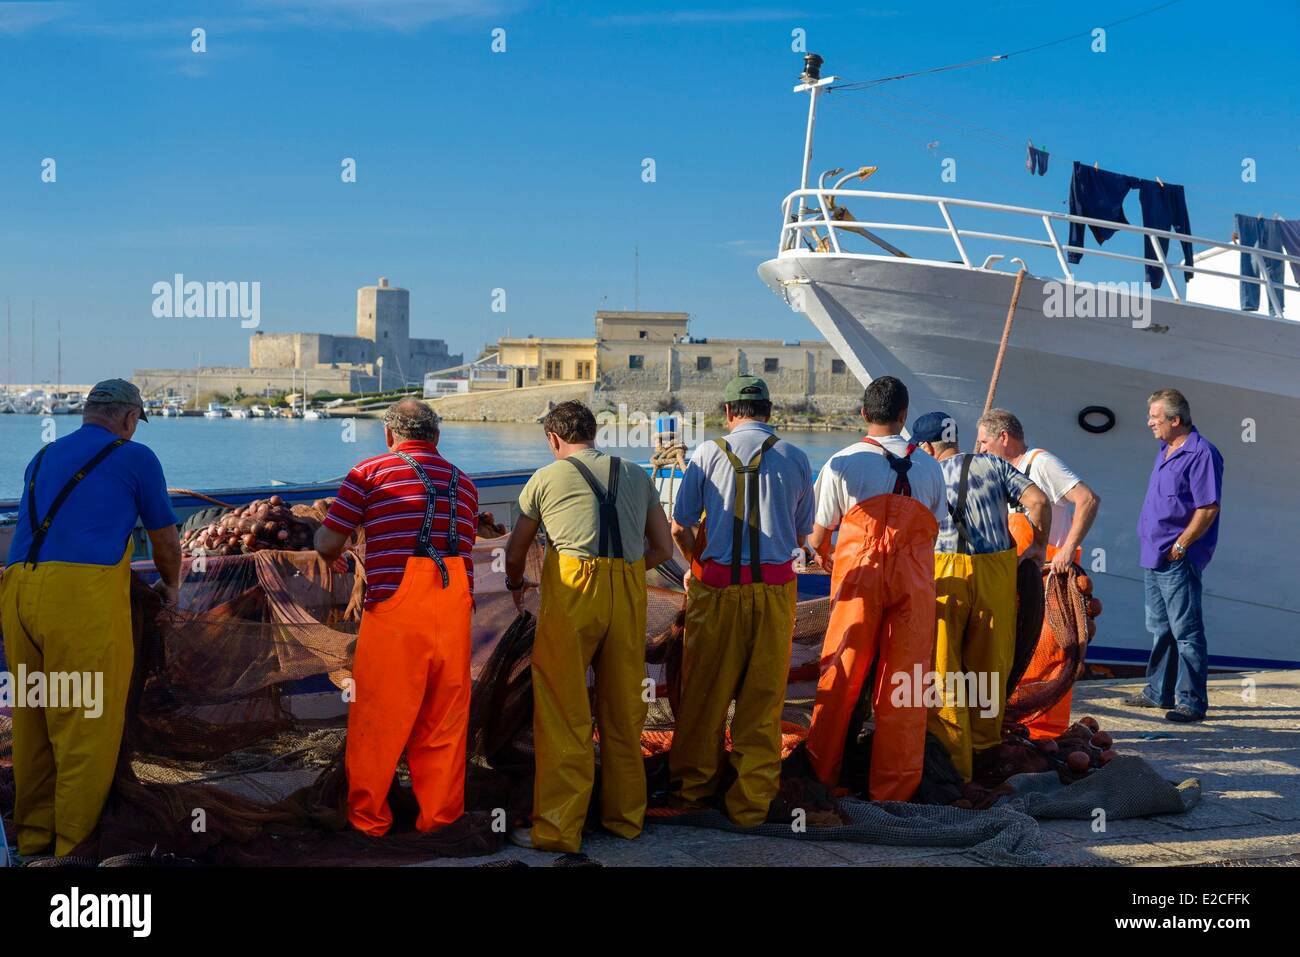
xmin=671 ymin=421 xmax=815 ymax=567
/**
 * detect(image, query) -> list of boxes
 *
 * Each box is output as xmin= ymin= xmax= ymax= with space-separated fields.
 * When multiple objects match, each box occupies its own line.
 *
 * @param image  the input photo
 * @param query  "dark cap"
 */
xmin=87 ymin=378 xmax=148 ymax=421
xmin=723 ymin=375 xmax=770 ymax=403
xmin=911 ymin=411 xmax=957 ymax=444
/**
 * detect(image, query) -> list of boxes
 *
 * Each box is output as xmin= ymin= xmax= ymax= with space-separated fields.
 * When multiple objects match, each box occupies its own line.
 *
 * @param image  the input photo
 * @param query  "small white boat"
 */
xmin=249 ymin=404 xmax=270 ymax=418
xmin=302 ymin=409 xmax=327 ymax=420
xmin=229 ymin=406 xmax=251 ymax=419
xmin=203 ymin=402 xmax=230 ymax=419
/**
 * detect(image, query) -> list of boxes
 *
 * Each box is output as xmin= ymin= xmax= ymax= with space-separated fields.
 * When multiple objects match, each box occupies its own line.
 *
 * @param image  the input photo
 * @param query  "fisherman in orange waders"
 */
xmin=667 ymin=376 xmax=815 ymax=826
xmin=804 ymin=377 xmax=948 ymax=800
xmin=977 ymin=409 xmax=1100 ymax=738
xmin=315 ymin=399 xmax=478 ymax=836
xmin=503 ymin=401 xmax=673 ymax=854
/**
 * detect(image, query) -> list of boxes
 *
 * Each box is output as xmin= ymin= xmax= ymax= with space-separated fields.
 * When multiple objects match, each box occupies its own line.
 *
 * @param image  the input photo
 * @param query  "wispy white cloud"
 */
xmin=597 ymin=9 xmax=810 ymax=26
xmin=723 ymin=239 xmax=772 ymax=258
xmin=0 ymin=1 xmax=75 ymax=36
xmin=3 ymin=0 xmax=523 ymax=40
xmin=252 ymin=0 xmax=523 ymax=32
xmin=595 ymin=8 xmax=900 ymax=26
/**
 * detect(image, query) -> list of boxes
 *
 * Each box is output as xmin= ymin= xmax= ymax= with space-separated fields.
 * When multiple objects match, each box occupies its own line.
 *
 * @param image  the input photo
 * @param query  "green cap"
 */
xmin=87 ymin=378 xmax=149 ymax=421
xmin=723 ymin=375 xmax=770 ymax=403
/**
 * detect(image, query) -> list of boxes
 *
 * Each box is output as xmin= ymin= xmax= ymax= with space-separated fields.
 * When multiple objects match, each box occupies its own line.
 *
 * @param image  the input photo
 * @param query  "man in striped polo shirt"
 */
xmin=315 ymin=398 xmax=478 ymax=836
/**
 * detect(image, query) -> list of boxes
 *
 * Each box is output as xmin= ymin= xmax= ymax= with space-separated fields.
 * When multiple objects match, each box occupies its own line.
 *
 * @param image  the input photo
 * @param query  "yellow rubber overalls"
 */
xmin=668 ymin=435 xmax=798 ymax=826
xmin=530 ymin=455 xmax=649 ymax=853
xmin=1 ymin=438 xmax=134 ymax=856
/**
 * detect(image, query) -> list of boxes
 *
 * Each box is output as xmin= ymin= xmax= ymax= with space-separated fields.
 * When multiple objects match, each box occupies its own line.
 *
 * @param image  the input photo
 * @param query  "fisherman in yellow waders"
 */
xmin=503 ymin=401 xmax=674 ymax=853
xmin=1 ymin=380 xmax=182 ymax=857
xmin=667 ymin=375 xmax=814 ymax=825
xmin=912 ymin=411 xmax=1051 ymax=781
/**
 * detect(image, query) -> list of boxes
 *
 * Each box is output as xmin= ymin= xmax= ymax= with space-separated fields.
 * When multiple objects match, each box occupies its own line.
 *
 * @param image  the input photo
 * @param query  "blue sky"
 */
xmin=1 ymin=0 xmax=1297 ymax=384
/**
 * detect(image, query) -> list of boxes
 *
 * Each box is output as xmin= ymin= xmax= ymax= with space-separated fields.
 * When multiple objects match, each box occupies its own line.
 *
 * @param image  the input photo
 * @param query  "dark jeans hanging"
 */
xmin=1278 ymin=220 xmax=1300 ymax=287
xmin=1068 ymin=162 xmax=1138 ymax=263
xmin=1137 ymin=180 xmax=1194 ymax=290
xmin=1235 ymin=214 xmax=1285 ymax=315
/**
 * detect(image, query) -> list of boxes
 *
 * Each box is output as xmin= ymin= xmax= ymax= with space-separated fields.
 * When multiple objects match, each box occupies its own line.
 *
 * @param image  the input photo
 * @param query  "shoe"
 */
xmin=553 ymin=852 xmax=602 ymax=868
xmin=1165 ymin=706 xmax=1205 ymax=723
xmin=508 ymin=826 xmax=534 ymax=849
xmin=1122 ymin=692 xmax=1167 ymax=709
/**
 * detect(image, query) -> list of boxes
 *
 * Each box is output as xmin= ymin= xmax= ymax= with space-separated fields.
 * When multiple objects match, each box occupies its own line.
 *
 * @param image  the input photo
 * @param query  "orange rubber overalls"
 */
xmin=345 ymin=453 xmax=473 ymax=836
xmin=805 ymin=440 xmax=939 ymax=801
xmin=1009 ymin=449 xmax=1080 ymax=740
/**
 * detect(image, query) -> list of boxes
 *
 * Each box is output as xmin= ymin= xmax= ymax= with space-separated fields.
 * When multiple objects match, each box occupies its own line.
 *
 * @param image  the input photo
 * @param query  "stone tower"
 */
xmin=356 ymin=277 xmax=411 ymax=381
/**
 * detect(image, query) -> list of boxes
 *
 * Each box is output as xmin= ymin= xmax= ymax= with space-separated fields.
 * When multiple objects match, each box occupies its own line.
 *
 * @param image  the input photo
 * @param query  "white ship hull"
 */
xmin=760 ymin=253 xmax=1300 ymax=669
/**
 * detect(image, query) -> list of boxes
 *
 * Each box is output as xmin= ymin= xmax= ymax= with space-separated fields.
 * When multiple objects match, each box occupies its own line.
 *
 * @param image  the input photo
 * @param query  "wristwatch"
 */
xmin=1171 ymin=542 xmax=1187 ymax=558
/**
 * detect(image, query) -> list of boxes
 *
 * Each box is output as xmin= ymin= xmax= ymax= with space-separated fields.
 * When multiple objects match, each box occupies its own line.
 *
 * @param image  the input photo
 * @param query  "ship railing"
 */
xmin=778 ymin=188 xmax=1300 ymax=314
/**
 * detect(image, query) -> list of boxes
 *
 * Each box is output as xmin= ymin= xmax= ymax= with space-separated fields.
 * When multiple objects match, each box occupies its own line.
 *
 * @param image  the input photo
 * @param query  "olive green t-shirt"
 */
xmin=518 ymin=448 xmax=658 ymax=561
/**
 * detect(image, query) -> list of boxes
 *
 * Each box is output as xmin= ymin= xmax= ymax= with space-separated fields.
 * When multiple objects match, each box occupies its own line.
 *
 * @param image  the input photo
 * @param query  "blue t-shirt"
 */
xmin=6 ymin=424 xmax=178 ymax=568
xmin=936 ymin=452 xmax=1033 ymax=555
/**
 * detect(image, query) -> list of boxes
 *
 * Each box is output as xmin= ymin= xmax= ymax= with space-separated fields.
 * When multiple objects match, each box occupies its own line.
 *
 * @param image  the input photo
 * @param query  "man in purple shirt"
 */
xmin=1126 ymin=389 xmax=1223 ymax=722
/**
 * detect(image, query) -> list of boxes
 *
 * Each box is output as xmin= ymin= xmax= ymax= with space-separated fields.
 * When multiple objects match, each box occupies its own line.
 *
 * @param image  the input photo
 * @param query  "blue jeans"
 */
xmin=1142 ymin=560 xmax=1208 ymax=715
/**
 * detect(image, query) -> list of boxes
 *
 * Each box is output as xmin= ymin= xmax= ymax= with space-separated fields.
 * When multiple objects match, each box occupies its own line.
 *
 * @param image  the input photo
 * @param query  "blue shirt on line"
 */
xmin=5 ymin=424 xmax=178 ymax=568
xmin=671 ymin=421 xmax=815 ymax=567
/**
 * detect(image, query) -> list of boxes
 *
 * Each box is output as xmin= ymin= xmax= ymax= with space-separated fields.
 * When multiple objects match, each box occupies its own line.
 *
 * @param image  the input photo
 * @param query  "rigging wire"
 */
xmin=829 ymin=0 xmax=1189 ymax=92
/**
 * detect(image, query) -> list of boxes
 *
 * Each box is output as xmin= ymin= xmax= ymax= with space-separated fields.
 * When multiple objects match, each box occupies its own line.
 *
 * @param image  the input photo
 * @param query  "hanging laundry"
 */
xmin=1278 ymin=220 xmax=1300 ymax=286
xmin=1235 ymin=214 xmax=1286 ymax=315
xmin=1137 ymin=179 xmax=1194 ymax=290
xmin=1067 ymin=161 xmax=1139 ymax=263
xmin=1026 ymin=141 xmax=1049 ymax=176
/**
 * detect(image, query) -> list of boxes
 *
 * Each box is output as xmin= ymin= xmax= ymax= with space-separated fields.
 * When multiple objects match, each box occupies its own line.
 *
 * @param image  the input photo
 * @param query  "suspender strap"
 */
xmin=392 ymin=450 xmax=460 ymax=589
xmin=949 ymin=452 xmax=977 ymax=555
xmin=863 ymin=437 xmax=916 ymax=497
xmin=24 ymin=438 xmax=127 ymax=568
xmin=714 ymin=433 xmax=779 ymax=585
xmin=566 ymin=455 xmax=624 ymax=559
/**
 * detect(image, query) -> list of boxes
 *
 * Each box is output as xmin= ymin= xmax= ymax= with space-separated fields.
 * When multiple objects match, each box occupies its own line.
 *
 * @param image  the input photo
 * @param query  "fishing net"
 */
xmin=1005 ymin=565 xmax=1094 ymax=723
xmin=0 ymin=521 xmax=1121 ymax=867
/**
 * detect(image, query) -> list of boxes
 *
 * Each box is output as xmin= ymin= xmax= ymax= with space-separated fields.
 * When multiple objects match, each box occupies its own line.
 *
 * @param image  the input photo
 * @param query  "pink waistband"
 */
xmin=696 ymin=559 xmax=797 ymax=588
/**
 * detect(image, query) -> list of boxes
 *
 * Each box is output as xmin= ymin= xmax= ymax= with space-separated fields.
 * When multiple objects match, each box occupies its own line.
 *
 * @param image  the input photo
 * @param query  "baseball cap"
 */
xmin=911 ymin=410 xmax=957 ymax=444
xmin=87 ymin=378 xmax=149 ymax=421
xmin=723 ymin=375 xmax=770 ymax=403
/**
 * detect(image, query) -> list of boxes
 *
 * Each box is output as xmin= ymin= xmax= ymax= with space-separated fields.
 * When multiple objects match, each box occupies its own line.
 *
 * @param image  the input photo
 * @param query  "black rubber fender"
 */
xmin=1078 ymin=406 xmax=1115 ymax=434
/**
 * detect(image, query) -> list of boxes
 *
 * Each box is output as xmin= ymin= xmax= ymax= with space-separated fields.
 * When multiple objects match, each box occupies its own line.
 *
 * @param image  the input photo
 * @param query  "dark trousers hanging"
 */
xmin=1137 ymin=180 xmax=1194 ymax=290
xmin=1068 ymin=162 xmax=1139 ymax=263
xmin=1236 ymin=214 xmax=1285 ymax=315
xmin=1278 ymin=220 xmax=1300 ymax=288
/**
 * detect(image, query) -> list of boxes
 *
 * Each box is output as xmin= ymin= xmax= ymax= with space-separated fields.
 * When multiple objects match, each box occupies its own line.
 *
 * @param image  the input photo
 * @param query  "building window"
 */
xmin=696 ymin=356 xmax=712 ymax=372
xmin=764 ymin=357 xmax=779 ymax=373
xmin=831 ymin=359 xmax=846 ymax=374
xmin=639 ymin=331 xmax=648 ymax=339
xmin=628 ymin=355 xmax=644 ymax=370
xmin=544 ymin=359 xmax=563 ymax=380
xmin=576 ymin=360 xmax=593 ymax=379
xmin=383 ymin=331 xmax=389 ymax=339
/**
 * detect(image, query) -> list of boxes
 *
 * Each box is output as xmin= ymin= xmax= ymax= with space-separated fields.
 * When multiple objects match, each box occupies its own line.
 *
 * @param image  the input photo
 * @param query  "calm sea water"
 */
xmin=0 ymin=415 xmax=857 ymax=500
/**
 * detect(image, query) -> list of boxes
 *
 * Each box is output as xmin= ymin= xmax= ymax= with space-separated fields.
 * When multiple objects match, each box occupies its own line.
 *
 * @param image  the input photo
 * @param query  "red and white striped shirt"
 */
xmin=323 ymin=441 xmax=478 ymax=609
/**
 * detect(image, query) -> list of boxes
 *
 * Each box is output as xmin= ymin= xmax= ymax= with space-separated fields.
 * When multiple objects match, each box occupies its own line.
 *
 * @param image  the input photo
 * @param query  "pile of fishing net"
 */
xmin=0 ymin=535 xmax=1186 ymax=868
